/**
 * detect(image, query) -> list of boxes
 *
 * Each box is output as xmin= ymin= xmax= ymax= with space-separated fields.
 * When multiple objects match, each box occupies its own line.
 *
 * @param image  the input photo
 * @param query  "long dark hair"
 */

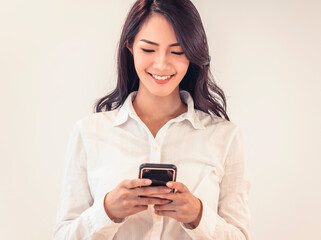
xmin=94 ymin=0 xmax=229 ymax=120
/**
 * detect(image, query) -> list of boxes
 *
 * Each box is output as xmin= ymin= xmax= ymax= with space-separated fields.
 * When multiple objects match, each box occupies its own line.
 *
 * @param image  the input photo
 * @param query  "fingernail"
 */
xmin=164 ymin=188 xmax=171 ymax=192
xmin=145 ymin=180 xmax=151 ymax=184
xmin=167 ymin=182 xmax=173 ymax=187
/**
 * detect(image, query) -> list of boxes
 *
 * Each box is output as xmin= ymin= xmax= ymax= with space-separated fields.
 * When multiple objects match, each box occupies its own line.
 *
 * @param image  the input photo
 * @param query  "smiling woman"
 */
xmin=94 ymin=0 xmax=229 ymax=120
xmin=54 ymin=0 xmax=251 ymax=239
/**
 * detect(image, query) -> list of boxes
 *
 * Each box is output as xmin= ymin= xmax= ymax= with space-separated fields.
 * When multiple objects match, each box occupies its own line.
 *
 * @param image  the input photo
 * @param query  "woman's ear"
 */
xmin=126 ymin=41 xmax=133 ymax=54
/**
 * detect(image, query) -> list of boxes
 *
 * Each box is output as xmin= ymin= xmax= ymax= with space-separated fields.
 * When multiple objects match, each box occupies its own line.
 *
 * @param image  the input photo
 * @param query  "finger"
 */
xmin=122 ymin=179 xmax=152 ymax=189
xmin=136 ymin=197 xmax=172 ymax=206
xmin=154 ymin=210 xmax=177 ymax=219
xmin=135 ymin=186 xmax=172 ymax=196
xmin=147 ymin=192 xmax=176 ymax=201
xmin=167 ymin=182 xmax=187 ymax=193
xmin=133 ymin=205 xmax=148 ymax=213
xmin=125 ymin=205 xmax=149 ymax=216
xmin=153 ymin=203 xmax=176 ymax=211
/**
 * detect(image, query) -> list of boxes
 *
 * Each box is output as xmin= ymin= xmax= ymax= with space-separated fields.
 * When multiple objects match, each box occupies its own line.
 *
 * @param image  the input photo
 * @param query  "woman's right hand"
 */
xmin=103 ymin=179 xmax=172 ymax=221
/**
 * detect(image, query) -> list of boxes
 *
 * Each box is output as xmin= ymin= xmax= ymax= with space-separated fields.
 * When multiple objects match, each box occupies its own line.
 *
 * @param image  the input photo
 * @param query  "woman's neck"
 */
xmin=132 ymin=88 xmax=187 ymax=122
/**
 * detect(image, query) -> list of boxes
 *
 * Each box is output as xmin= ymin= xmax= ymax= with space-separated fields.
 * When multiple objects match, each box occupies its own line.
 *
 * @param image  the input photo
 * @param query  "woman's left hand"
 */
xmin=146 ymin=181 xmax=203 ymax=228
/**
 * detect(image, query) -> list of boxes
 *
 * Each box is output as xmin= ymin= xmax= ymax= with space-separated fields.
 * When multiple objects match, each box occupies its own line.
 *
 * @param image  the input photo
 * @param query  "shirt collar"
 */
xmin=112 ymin=90 xmax=206 ymax=130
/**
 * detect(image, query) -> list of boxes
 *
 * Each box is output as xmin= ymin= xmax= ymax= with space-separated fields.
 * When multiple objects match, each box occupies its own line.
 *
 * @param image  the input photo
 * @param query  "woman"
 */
xmin=54 ymin=0 xmax=251 ymax=239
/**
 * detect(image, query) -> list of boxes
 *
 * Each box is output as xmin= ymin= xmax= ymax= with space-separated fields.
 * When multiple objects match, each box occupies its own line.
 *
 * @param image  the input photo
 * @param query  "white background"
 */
xmin=1 ymin=0 xmax=320 ymax=239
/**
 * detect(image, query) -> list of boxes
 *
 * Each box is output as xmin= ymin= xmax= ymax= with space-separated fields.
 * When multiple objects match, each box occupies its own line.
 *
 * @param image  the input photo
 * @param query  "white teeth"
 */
xmin=151 ymin=74 xmax=172 ymax=80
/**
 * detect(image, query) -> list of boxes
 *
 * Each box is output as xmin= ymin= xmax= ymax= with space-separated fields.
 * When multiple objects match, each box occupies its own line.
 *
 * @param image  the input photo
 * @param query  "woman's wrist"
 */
xmin=183 ymin=198 xmax=203 ymax=229
xmin=103 ymin=193 xmax=125 ymax=223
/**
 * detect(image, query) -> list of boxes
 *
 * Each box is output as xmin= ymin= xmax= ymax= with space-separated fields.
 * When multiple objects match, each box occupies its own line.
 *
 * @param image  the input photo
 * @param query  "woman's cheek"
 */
xmin=135 ymin=53 xmax=152 ymax=68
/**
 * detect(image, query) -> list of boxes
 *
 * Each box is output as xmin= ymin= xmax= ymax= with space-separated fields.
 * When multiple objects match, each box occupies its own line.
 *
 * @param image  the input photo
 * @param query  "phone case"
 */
xmin=138 ymin=163 xmax=177 ymax=183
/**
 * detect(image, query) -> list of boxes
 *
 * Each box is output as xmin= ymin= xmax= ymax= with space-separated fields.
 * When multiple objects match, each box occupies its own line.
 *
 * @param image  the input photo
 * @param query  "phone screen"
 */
xmin=142 ymin=169 xmax=174 ymax=186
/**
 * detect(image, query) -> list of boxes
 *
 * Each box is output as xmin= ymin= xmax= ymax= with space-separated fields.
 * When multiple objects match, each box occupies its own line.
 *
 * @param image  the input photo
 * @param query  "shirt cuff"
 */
xmin=181 ymin=202 xmax=218 ymax=239
xmin=87 ymin=194 xmax=126 ymax=236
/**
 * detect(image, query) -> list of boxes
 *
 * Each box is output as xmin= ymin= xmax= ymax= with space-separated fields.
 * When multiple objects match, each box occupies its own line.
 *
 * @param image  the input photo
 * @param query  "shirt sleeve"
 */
xmin=182 ymin=126 xmax=251 ymax=239
xmin=53 ymin=121 xmax=125 ymax=240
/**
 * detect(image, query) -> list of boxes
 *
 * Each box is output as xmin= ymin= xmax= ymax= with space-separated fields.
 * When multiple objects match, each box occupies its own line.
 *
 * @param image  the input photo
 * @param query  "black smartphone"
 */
xmin=139 ymin=163 xmax=177 ymax=187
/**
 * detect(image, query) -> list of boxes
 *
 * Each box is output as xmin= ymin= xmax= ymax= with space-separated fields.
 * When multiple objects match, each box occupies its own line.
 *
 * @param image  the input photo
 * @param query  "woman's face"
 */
xmin=128 ymin=14 xmax=190 ymax=98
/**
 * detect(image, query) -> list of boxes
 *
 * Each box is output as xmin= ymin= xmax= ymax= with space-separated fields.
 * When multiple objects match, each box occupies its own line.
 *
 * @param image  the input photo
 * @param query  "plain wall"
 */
xmin=1 ymin=0 xmax=320 ymax=239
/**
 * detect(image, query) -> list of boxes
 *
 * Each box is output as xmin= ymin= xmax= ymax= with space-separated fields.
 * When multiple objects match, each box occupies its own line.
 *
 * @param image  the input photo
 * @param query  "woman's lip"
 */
xmin=148 ymin=73 xmax=175 ymax=84
xmin=148 ymin=73 xmax=175 ymax=77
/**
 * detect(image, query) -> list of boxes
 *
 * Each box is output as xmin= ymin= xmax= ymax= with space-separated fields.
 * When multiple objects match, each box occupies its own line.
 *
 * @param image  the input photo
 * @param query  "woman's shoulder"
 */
xmin=73 ymin=110 xmax=120 ymax=130
xmin=195 ymin=109 xmax=237 ymax=127
xmin=195 ymin=109 xmax=241 ymax=135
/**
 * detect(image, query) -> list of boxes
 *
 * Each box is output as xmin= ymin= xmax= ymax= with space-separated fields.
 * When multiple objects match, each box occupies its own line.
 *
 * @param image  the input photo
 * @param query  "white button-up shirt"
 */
xmin=54 ymin=90 xmax=251 ymax=240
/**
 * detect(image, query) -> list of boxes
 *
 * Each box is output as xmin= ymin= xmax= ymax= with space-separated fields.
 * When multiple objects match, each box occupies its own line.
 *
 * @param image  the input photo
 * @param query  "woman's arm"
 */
xmin=53 ymin=121 xmax=124 ymax=240
xmin=183 ymin=127 xmax=251 ymax=240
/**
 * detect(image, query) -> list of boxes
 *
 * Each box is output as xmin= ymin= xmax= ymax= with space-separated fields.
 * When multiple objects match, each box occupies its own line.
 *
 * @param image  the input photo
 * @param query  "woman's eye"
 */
xmin=172 ymin=52 xmax=184 ymax=55
xmin=141 ymin=48 xmax=184 ymax=55
xmin=142 ymin=48 xmax=154 ymax=53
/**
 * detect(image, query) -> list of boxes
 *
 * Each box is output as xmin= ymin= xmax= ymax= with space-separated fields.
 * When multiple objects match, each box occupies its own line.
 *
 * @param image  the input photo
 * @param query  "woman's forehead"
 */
xmin=134 ymin=14 xmax=179 ymax=45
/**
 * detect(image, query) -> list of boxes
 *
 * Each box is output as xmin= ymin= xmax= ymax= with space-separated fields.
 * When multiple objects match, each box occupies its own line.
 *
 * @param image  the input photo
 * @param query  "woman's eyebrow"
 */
xmin=140 ymin=39 xmax=180 ymax=47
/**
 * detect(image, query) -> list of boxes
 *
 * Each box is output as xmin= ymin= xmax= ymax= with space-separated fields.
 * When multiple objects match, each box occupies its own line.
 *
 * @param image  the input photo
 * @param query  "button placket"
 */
xmin=150 ymin=214 xmax=163 ymax=240
xmin=150 ymin=140 xmax=161 ymax=163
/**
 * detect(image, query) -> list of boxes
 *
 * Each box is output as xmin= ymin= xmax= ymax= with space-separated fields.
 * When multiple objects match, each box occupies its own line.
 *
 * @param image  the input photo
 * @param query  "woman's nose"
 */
xmin=153 ymin=52 xmax=171 ymax=70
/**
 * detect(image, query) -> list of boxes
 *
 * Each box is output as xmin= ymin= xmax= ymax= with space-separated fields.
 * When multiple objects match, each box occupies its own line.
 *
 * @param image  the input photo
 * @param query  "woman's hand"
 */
xmin=104 ymin=179 xmax=172 ymax=221
xmin=149 ymin=182 xmax=203 ymax=228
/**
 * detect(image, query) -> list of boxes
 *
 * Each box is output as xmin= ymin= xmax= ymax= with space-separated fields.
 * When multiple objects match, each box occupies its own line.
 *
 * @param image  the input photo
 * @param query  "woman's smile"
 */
xmin=148 ymin=72 xmax=176 ymax=84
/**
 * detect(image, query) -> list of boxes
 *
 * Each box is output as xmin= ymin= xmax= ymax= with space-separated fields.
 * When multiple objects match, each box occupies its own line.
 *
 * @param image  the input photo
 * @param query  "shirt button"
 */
xmin=155 ymin=215 xmax=162 ymax=220
xmin=153 ymin=146 xmax=159 ymax=151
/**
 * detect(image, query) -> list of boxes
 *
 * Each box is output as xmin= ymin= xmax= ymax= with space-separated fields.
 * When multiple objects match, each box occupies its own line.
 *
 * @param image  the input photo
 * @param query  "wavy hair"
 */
xmin=94 ymin=0 xmax=229 ymax=120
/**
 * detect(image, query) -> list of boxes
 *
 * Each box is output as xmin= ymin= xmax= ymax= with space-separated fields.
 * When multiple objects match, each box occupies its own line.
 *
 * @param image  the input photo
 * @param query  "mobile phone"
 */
xmin=139 ymin=163 xmax=177 ymax=187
